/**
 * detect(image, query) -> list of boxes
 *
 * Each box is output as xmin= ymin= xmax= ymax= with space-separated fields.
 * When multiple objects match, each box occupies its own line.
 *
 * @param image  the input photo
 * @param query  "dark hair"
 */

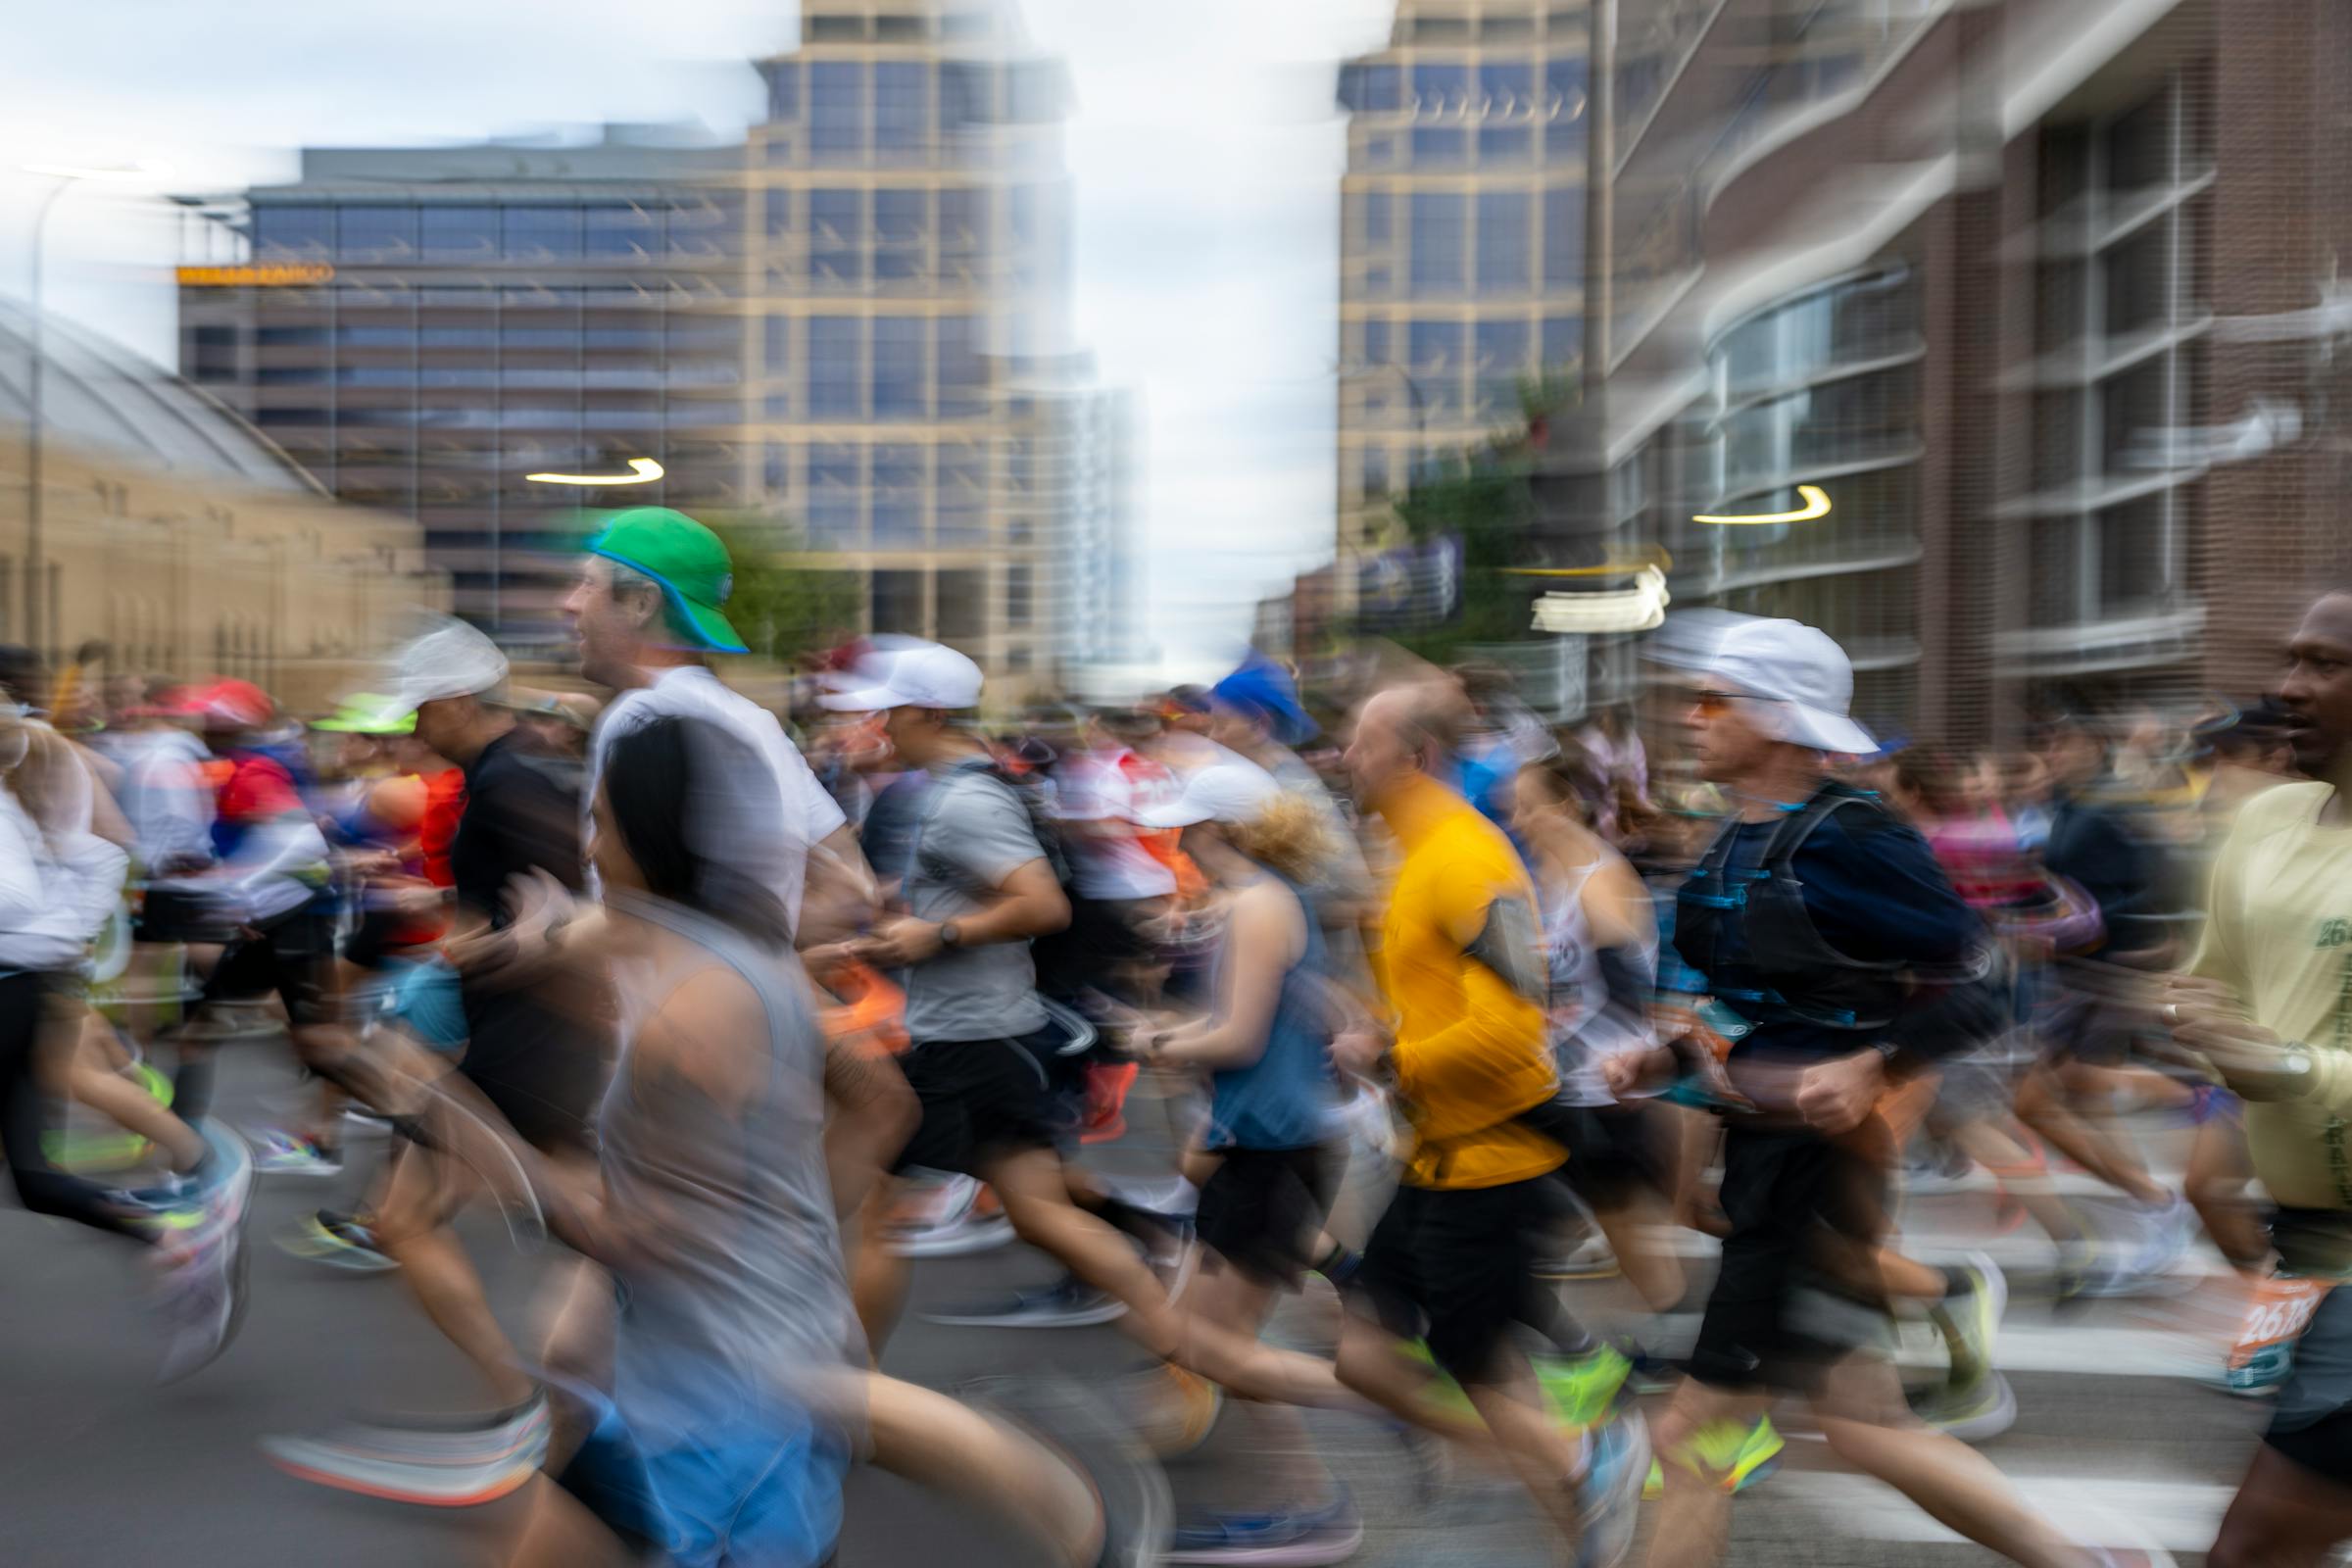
xmin=603 ymin=715 xmax=792 ymax=949
xmin=1521 ymin=743 xmax=1604 ymax=824
xmin=1892 ymin=743 xmax=1971 ymax=811
xmin=0 ymin=645 xmax=47 ymax=710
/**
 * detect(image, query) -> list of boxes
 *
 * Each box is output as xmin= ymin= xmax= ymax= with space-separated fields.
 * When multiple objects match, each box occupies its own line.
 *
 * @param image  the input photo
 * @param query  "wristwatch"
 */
xmin=937 ymin=920 xmax=963 ymax=951
xmin=2278 ymin=1041 xmax=2318 ymax=1095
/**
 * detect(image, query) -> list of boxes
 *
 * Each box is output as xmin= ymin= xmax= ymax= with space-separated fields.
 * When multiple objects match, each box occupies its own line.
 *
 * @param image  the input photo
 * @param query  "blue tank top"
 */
xmin=1204 ymin=874 xmax=1337 ymax=1152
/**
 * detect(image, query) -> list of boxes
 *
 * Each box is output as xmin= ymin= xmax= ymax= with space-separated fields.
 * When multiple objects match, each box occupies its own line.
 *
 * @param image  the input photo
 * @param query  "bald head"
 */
xmin=1347 ymin=681 xmax=1466 ymax=808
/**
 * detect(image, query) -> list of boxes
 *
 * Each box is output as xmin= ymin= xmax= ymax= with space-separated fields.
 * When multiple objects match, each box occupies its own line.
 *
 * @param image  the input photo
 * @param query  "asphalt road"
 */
xmin=0 ymin=1040 xmax=2268 ymax=1566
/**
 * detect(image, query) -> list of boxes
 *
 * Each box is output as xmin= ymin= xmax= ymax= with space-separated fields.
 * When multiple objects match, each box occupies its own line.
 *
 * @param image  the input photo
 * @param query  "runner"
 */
xmin=1643 ymin=615 xmax=2159 ymax=1568
xmin=1130 ymin=760 xmax=1362 ymax=1564
xmin=2167 ymin=590 xmax=2352 ymax=1566
xmin=1329 ymin=679 xmax=1649 ymax=1566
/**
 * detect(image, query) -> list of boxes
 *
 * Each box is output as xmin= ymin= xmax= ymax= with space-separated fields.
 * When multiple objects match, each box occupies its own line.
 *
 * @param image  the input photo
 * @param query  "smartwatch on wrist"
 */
xmin=937 ymin=920 xmax=963 ymax=951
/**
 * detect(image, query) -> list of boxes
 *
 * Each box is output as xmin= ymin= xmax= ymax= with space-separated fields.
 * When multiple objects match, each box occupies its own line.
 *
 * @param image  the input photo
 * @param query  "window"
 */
xmin=1363 ymin=189 xmax=1393 ymax=246
xmin=1480 ymin=123 xmax=1536 ymax=165
xmin=1545 ymin=57 xmax=1590 ymax=160
xmin=764 ymin=189 xmax=793 ymax=240
xmin=763 ymin=315 xmax=790 ymax=380
xmin=1477 ymin=191 xmax=1532 ymax=294
xmin=1412 ymin=61 xmax=1470 ymax=117
xmin=1475 ymin=319 xmax=1531 ymax=419
xmin=1409 ymin=193 xmax=1467 ymax=296
xmin=2096 ymin=496 xmax=2171 ymax=613
xmin=420 ymin=207 xmax=498 ymax=262
xmin=255 ymin=206 xmax=332 ymax=259
xmin=871 ymin=568 xmax=924 ymax=635
xmin=873 ymin=443 xmax=925 ymax=545
xmin=665 ymin=199 xmax=728 ymax=260
xmin=1005 ymin=563 xmax=1033 ymax=626
xmin=765 ymin=62 xmax=800 ymax=122
xmin=874 ymin=63 xmax=929 ymax=159
xmin=1364 ymin=136 xmax=1397 ymax=170
xmin=937 ymin=445 xmax=987 ymax=545
xmin=1482 ymin=14 xmax=1535 ymax=41
xmin=941 ymin=62 xmax=992 ymax=131
xmin=338 ymin=206 xmax=415 ymax=258
xmin=1543 ymin=315 xmax=1582 ymax=368
xmin=809 ymin=443 xmax=862 ymax=547
xmin=1352 ymin=63 xmax=1402 ymax=114
xmin=809 ymin=189 xmax=863 ymax=287
xmin=874 ymin=190 xmax=927 ymax=285
xmin=502 ymin=207 xmax=581 ymax=262
xmin=875 ymin=14 xmax=925 ymax=41
xmin=1543 ymin=189 xmax=1584 ymax=289
xmin=1480 ymin=61 xmax=1537 ymax=118
xmin=1363 ymin=318 xmax=1391 ymax=366
xmin=583 ymin=205 xmax=659 ymax=260
xmin=1411 ymin=15 xmax=1470 ymax=44
xmin=1407 ymin=319 xmax=1465 ymax=419
xmin=190 ymin=324 xmax=238 ymax=379
xmin=764 ymin=443 xmax=792 ymax=495
xmin=808 ymin=317 xmax=861 ymax=418
xmin=937 ymin=315 xmax=985 ymax=417
xmin=2103 ymin=226 xmax=2173 ymax=339
xmin=1006 ymin=648 xmax=1033 ymax=674
xmin=872 ymin=316 xmax=927 ymax=419
xmin=808 ymin=13 xmax=866 ymax=41
xmin=1413 ymin=124 xmax=1469 ymax=164
xmin=1359 ymin=445 xmax=1391 ymax=498
xmin=810 ymin=62 xmax=866 ymax=160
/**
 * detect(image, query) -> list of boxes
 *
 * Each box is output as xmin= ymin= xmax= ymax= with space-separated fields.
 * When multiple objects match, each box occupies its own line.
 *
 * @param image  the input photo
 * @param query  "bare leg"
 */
xmin=1465 ymin=1361 xmax=1589 ymax=1546
xmin=849 ymin=1182 xmax=909 ymax=1357
xmin=2185 ymin=1112 xmax=2269 ymax=1270
xmin=1950 ymin=1116 xmax=2085 ymax=1247
xmin=2208 ymin=1441 xmax=2352 ymax=1568
xmin=864 ymin=1373 xmax=1104 ymax=1568
xmin=70 ymin=1057 xmax=204 ymax=1170
xmin=505 ymin=1474 xmax=631 ymax=1568
xmin=372 ymin=1143 xmax=541 ymax=1408
xmin=1593 ymin=1188 xmax=1686 ymax=1312
xmin=2017 ymin=1067 xmax=2169 ymax=1206
xmin=1643 ymin=1378 xmax=1769 ymax=1568
xmin=1812 ymin=1352 xmax=2094 ymax=1568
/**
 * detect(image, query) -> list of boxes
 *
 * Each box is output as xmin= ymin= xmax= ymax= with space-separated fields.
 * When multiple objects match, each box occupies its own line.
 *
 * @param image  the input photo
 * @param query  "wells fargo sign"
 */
xmin=176 ymin=264 xmax=335 ymax=287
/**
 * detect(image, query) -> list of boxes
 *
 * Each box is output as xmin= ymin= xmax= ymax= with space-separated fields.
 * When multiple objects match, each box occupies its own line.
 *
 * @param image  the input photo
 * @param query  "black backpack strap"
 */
xmin=1761 ymin=781 xmax=1890 ymax=877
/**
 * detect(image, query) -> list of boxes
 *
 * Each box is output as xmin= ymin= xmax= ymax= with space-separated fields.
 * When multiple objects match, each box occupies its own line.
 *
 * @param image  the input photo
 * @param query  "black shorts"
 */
xmin=1351 ymin=1177 xmax=1563 ymax=1386
xmin=2267 ymin=1213 xmax=2352 ymax=1483
xmin=198 ymin=902 xmax=338 ymax=1028
xmin=891 ymin=1029 xmax=1073 ymax=1177
xmin=1552 ymin=1101 xmax=1669 ymax=1210
xmin=134 ymin=887 xmax=235 ymax=946
xmin=1690 ymin=1123 xmax=1889 ymax=1393
xmin=458 ymin=990 xmax=606 ymax=1155
xmin=1196 ymin=1144 xmax=1338 ymax=1291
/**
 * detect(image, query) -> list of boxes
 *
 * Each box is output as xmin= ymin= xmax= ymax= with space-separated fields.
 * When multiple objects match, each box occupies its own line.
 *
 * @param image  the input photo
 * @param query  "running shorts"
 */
xmin=891 ymin=1028 xmax=1075 ymax=1177
xmin=2267 ymin=1211 xmax=2352 ymax=1483
xmin=1552 ymin=1101 xmax=1670 ymax=1210
xmin=1351 ymin=1176 xmax=1563 ymax=1387
xmin=1196 ymin=1143 xmax=1339 ymax=1291
xmin=457 ymin=988 xmax=606 ymax=1155
xmin=133 ymin=887 xmax=236 ymax=947
xmin=558 ymin=1396 xmax=849 ymax=1568
xmin=198 ymin=901 xmax=337 ymax=1028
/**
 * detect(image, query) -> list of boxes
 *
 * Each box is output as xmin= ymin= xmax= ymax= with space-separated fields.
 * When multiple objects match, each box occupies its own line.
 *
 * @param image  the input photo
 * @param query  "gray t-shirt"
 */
xmin=902 ymin=761 xmax=1051 ymax=1044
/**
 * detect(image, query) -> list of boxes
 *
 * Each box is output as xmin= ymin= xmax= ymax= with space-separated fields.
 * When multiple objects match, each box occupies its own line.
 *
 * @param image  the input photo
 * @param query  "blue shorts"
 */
xmin=558 ymin=1395 xmax=849 ymax=1568
xmin=387 ymin=957 xmax=467 ymax=1053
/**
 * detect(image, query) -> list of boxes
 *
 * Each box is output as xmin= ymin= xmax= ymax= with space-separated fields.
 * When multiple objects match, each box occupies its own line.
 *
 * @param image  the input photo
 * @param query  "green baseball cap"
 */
xmin=585 ymin=507 xmax=748 ymax=656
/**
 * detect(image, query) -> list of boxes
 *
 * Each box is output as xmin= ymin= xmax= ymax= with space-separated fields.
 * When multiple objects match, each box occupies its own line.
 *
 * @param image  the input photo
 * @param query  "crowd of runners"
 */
xmin=9 ymin=502 xmax=2352 ymax=1566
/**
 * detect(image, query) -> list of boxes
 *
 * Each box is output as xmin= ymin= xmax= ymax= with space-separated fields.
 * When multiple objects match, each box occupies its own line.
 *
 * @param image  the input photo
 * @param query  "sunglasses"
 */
xmin=1690 ymin=689 xmax=1785 ymax=717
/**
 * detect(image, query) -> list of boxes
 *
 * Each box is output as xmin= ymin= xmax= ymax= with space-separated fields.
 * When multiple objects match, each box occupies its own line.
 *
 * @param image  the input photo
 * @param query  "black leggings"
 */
xmin=0 ymin=971 xmax=145 ymax=1243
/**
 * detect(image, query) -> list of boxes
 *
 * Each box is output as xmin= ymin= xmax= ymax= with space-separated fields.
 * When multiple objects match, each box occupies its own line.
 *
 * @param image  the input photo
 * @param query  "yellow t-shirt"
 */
xmin=2192 ymin=781 xmax=2352 ymax=1211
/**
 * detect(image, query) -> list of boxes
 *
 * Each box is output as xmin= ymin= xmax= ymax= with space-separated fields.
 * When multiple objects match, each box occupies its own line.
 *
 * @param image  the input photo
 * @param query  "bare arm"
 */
xmin=855 ymin=857 xmax=1070 ymax=968
xmin=821 ymin=1035 xmax=918 ymax=1219
xmin=1149 ymin=879 xmax=1303 ymax=1070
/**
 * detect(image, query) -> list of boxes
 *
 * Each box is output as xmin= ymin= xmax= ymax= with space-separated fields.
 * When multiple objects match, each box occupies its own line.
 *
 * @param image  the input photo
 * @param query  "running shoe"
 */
xmin=1932 ymin=1250 xmax=2008 ymax=1390
xmin=1900 ymin=1139 xmax=1981 ymax=1196
xmin=145 ymin=1120 xmax=256 ymax=1384
xmin=278 ymin=1208 xmax=400 ymax=1273
xmin=1534 ymin=1230 xmax=1621 ymax=1281
xmin=1164 ymin=1489 xmax=1363 ymax=1565
xmin=1907 ymin=1368 xmax=2019 ymax=1443
xmin=2070 ymin=1196 xmax=2198 ymax=1299
xmin=262 ymin=1392 xmax=551 ymax=1508
xmin=247 ymin=1129 xmax=343 ymax=1178
xmin=1573 ymin=1411 xmax=1651 ymax=1568
xmin=1536 ymin=1343 xmax=1634 ymax=1432
xmin=45 ymin=1061 xmax=175 ymax=1173
xmin=963 ymin=1375 xmax=1171 ymax=1568
xmin=923 ymin=1275 xmax=1129 ymax=1328
xmin=886 ymin=1173 xmax=1015 ymax=1258
xmin=1642 ymin=1416 xmax=1783 ymax=1500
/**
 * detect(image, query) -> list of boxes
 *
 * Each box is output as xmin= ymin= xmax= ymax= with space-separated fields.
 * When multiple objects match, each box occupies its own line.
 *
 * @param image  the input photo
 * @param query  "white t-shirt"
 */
xmin=587 ymin=665 xmax=848 ymax=930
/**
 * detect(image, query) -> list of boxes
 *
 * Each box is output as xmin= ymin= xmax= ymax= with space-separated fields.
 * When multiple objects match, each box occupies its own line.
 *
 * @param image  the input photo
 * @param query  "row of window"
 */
xmin=253 ymin=365 xmax=740 ymax=389
xmin=251 ymin=202 xmax=738 ymax=264
xmin=246 ymin=324 xmax=738 ymax=350
xmin=189 ymin=286 xmax=723 ymax=311
xmin=1352 ymin=188 xmax=1584 ymax=299
xmin=764 ymin=59 xmax=1058 ymax=159
xmin=1350 ymin=315 xmax=1584 ymax=425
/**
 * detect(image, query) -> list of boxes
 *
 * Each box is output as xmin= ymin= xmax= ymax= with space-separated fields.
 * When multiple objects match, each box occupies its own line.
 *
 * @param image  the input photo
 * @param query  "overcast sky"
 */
xmin=0 ymin=0 xmax=1394 ymax=678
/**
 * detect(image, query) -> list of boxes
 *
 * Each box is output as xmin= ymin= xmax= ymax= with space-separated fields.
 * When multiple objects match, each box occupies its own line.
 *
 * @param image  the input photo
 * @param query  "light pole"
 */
xmin=19 ymin=161 xmax=167 ymax=661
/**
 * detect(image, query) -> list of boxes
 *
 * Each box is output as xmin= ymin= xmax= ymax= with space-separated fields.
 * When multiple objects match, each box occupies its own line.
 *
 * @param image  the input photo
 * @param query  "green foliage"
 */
xmin=696 ymin=513 xmax=862 ymax=666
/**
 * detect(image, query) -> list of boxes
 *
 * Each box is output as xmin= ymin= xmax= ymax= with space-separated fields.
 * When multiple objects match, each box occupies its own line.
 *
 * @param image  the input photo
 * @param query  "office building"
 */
xmin=1538 ymin=0 xmax=2352 ymax=741
xmin=750 ymin=0 xmax=1109 ymax=691
xmin=1334 ymin=0 xmax=1593 ymax=578
xmin=0 ymin=299 xmax=444 ymax=708
xmin=174 ymin=128 xmax=744 ymax=656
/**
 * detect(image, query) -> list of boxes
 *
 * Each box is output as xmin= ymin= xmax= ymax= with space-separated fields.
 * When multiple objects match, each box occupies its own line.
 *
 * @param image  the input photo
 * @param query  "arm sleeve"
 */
xmin=1388 ymin=879 xmax=1557 ymax=1139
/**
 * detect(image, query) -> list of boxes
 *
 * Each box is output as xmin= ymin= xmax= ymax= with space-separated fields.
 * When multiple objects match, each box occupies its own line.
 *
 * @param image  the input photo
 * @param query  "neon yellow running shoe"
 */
xmin=1642 ymin=1416 xmax=1785 ymax=1500
xmin=1536 ymin=1343 xmax=1633 ymax=1432
xmin=1397 ymin=1339 xmax=1477 ymax=1420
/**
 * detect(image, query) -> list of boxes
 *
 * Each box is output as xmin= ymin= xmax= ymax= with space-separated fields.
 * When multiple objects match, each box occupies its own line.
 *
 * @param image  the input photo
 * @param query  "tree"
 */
xmin=696 ymin=513 xmax=862 ymax=667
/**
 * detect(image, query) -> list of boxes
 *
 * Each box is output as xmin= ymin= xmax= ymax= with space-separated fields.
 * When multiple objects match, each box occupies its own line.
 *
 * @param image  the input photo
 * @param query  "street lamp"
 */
xmin=20 ymin=160 xmax=169 ymax=661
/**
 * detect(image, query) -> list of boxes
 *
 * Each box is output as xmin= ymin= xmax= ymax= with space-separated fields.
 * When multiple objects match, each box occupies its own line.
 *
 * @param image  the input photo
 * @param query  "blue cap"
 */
xmin=1211 ymin=653 xmax=1313 ymax=747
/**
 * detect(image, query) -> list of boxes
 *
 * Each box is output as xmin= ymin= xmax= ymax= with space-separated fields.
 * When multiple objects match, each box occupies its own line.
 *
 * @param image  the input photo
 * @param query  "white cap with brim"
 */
xmin=1136 ymin=759 xmax=1281 ymax=830
xmin=820 ymin=641 xmax=984 ymax=712
xmin=1702 ymin=615 xmax=1877 ymax=757
xmin=384 ymin=617 xmax=511 ymax=720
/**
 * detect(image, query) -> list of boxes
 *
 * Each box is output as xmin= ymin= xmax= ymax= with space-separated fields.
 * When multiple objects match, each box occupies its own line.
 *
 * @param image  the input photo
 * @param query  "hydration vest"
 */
xmin=1673 ymin=781 xmax=1909 ymax=1032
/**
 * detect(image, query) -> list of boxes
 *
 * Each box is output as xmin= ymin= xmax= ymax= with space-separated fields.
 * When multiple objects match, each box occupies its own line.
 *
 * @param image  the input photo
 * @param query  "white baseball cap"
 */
xmin=820 ymin=641 xmax=984 ymax=712
xmin=1136 ymin=760 xmax=1282 ymax=829
xmin=1702 ymin=616 xmax=1876 ymax=757
xmin=384 ymin=616 xmax=510 ymax=719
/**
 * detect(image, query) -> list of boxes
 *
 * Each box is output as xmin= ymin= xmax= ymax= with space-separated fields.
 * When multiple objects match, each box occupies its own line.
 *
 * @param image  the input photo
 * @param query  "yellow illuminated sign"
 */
xmin=525 ymin=457 xmax=665 ymax=486
xmin=176 ymin=264 xmax=335 ymax=287
xmin=1692 ymin=484 xmax=1832 ymax=525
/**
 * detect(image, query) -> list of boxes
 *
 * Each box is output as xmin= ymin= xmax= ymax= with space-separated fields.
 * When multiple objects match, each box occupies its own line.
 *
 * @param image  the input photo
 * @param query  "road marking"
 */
xmin=1637 ymin=1311 xmax=2226 ymax=1380
xmin=1760 ymin=1471 xmax=2229 ymax=1552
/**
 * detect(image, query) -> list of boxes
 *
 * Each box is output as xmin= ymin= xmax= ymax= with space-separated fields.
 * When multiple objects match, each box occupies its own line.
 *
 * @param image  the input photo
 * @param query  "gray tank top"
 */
xmin=599 ymin=890 xmax=865 ymax=1450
